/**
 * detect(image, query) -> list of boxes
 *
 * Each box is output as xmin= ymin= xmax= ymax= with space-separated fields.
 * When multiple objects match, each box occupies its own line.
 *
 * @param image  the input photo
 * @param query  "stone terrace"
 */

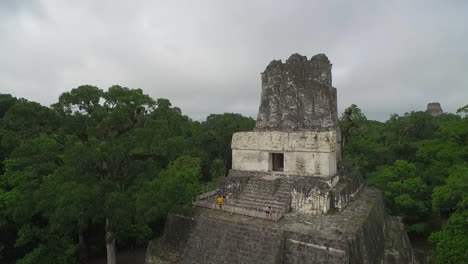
xmin=149 ymin=187 xmax=413 ymax=264
xmin=194 ymin=174 xmax=293 ymax=221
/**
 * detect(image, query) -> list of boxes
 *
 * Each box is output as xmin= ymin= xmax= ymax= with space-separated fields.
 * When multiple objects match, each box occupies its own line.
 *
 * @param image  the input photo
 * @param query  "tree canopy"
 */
xmin=341 ymin=104 xmax=467 ymax=263
xmin=0 ymin=87 xmax=254 ymax=264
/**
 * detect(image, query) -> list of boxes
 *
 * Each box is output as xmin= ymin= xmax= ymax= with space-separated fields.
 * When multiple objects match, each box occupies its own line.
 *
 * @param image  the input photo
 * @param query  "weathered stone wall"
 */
xmin=384 ymin=216 xmax=415 ymax=264
xmin=231 ymin=131 xmax=337 ymax=177
xmin=162 ymin=214 xmax=197 ymax=251
xmin=256 ymin=53 xmax=338 ymax=132
xmin=283 ymin=231 xmax=347 ymax=263
xmin=331 ymin=164 xmax=364 ymax=211
xmin=246 ymin=175 xmax=280 ymax=195
xmin=289 ymin=175 xmax=339 ymax=215
xmin=290 ymin=188 xmax=331 ymax=214
xmin=232 ymin=131 xmax=337 ymax=152
xmin=284 ymin=188 xmax=388 ymax=263
xmin=181 ymin=211 xmax=284 ymax=264
xmin=232 ymin=150 xmax=337 ymax=177
xmin=219 ymin=172 xmax=250 ymax=199
xmin=232 ymin=149 xmax=270 ymax=172
xmin=346 ymin=191 xmax=386 ymax=264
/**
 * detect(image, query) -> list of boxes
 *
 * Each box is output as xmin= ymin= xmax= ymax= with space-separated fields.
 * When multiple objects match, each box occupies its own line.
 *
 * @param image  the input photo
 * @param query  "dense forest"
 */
xmin=341 ymin=104 xmax=468 ymax=263
xmin=0 ymin=86 xmax=255 ymax=264
xmin=0 ymin=86 xmax=466 ymax=263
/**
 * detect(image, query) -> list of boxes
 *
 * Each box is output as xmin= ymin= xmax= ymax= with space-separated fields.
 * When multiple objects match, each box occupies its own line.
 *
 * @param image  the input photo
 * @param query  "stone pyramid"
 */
xmin=145 ymin=53 xmax=415 ymax=264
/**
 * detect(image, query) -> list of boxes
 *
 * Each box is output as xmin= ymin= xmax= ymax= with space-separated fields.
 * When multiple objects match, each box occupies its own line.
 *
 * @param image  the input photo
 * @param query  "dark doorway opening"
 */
xmin=271 ymin=153 xmax=284 ymax=172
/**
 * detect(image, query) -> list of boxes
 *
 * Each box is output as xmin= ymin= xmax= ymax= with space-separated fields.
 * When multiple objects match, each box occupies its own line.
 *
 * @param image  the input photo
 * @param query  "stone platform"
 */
xmin=194 ymin=173 xmax=293 ymax=221
xmin=193 ymin=161 xmax=363 ymax=222
xmin=145 ymin=187 xmax=414 ymax=264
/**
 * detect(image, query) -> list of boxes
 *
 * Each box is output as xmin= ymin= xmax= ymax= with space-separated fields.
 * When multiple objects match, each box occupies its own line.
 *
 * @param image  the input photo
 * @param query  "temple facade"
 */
xmin=222 ymin=53 xmax=356 ymax=217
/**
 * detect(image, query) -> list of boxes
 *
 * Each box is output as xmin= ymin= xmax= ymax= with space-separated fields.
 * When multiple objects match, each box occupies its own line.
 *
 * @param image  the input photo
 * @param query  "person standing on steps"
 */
xmin=217 ymin=194 xmax=223 ymax=209
xmin=265 ymin=206 xmax=271 ymax=218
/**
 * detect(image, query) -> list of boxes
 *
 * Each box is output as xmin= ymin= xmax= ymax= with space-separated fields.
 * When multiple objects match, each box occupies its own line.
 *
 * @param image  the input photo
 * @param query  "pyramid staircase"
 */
xmin=194 ymin=175 xmax=293 ymax=221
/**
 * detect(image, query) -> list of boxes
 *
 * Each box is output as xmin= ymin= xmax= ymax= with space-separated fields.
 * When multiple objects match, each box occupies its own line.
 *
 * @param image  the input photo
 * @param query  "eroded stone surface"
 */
xmin=426 ymin=102 xmax=443 ymax=116
xmin=256 ymin=53 xmax=338 ymax=132
xmin=232 ymin=131 xmax=337 ymax=152
xmin=145 ymin=238 xmax=182 ymax=264
xmin=146 ymin=188 xmax=414 ymax=264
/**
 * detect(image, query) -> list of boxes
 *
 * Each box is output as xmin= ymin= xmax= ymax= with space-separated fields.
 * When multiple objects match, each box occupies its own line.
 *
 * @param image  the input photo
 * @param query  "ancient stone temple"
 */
xmin=426 ymin=102 xmax=443 ymax=116
xmin=145 ymin=53 xmax=415 ymax=264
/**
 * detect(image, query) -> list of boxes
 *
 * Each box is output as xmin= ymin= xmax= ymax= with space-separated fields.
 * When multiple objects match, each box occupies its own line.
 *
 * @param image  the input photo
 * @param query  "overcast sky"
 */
xmin=1 ymin=0 xmax=467 ymax=121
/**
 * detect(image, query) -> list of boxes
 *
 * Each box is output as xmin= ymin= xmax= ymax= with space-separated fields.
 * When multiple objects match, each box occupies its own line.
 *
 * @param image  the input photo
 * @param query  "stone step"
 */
xmin=241 ymin=185 xmax=290 ymax=193
xmin=277 ymin=190 xmax=292 ymax=194
xmin=233 ymin=198 xmax=285 ymax=209
xmin=233 ymin=197 xmax=288 ymax=207
xmin=275 ymin=193 xmax=292 ymax=199
xmin=206 ymin=202 xmax=286 ymax=222
xmin=235 ymin=198 xmax=285 ymax=209
xmin=240 ymin=191 xmax=278 ymax=198
xmin=241 ymin=185 xmax=292 ymax=194
xmin=241 ymin=188 xmax=274 ymax=195
xmin=233 ymin=204 xmax=283 ymax=215
xmin=231 ymin=203 xmax=284 ymax=215
xmin=243 ymin=182 xmax=290 ymax=189
xmin=233 ymin=198 xmax=285 ymax=208
xmin=238 ymin=198 xmax=288 ymax=207
xmin=236 ymin=196 xmax=285 ymax=206
xmin=239 ymin=197 xmax=288 ymax=206
xmin=241 ymin=192 xmax=289 ymax=202
xmin=241 ymin=186 xmax=264 ymax=192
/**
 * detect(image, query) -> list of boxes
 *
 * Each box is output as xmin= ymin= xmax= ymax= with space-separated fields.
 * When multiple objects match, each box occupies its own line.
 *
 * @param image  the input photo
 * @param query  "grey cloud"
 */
xmin=1 ymin=0 xmax=467 ymax=121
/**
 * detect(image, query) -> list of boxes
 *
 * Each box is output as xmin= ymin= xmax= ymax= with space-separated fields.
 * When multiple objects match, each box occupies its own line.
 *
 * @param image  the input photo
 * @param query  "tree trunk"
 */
xmin=105 ymin=219 xmax=116 ymax=264
xmin=78 ymin=231 xmax=88 ymax=263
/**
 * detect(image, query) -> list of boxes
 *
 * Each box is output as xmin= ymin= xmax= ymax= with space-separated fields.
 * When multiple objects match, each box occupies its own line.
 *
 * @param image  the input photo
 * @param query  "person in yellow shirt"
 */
xmin=216 ymin=195 xmax=223 ymax=209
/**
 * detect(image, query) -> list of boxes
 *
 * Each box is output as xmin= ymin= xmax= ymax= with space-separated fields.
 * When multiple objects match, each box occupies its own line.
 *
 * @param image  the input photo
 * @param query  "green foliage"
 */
xmin=432 ymin=165 xmax=468 ymax=215
xmin=456 ymin=104 xmax=468 ymax=116
xmin=342 ymin=104 xmax=468 ymax=262
xmin=0 ymin=87 xmax=253 ymax=263
xmin=429 ymin=210 xmax=468 ymax=264
xmin=340 ymin=105 xmax=387 ymax=175
xmin=2 ymin=99 xmax=60 ymax=138
xmin=0 ymin=94 xmax=17 ymax=119
xmin=340 ymin=104 xmax=367 ymax=138
xmin=201 ymin=113 xmax=255 ymax=172
xmin=135 ymin=156 xmax=201 ymax=223
xmin=367 ymin=160 xmax=431 ymax=232
xmin=16 ymin=238 xmax=76 ymax=264
xmin=209 ymin=158 xmax=226 ymax=181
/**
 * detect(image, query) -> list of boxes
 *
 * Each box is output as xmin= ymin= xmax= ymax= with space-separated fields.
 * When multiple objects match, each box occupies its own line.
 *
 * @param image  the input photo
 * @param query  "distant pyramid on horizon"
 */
xmin=426 ymin=102 xmax=443 ymax=116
